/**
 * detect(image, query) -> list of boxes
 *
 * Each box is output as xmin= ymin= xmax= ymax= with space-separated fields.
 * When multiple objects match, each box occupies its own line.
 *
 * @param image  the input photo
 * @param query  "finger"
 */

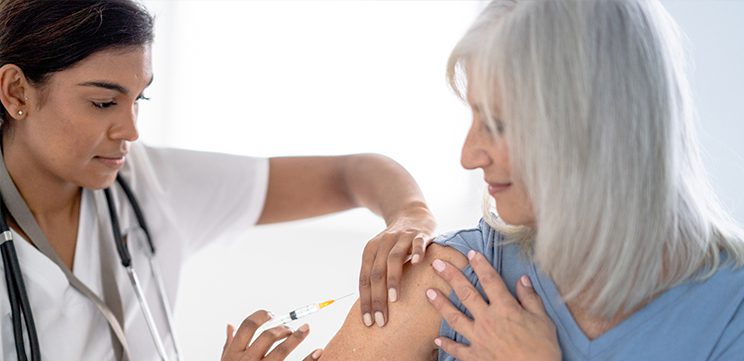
xmin=244 ymin=325 xmax=293 ymax=359
xmin=425 ymin=288 xmax=475 ymax=339
xmin=222 ymin=323 xmax=235 ymax=355
xmin=410 ymin=234 xmax=431 ymax=264
xmin=265 ymin=324 xmax=311 ymax=360
xmin=431 ymin=258 xmax=489 ymax=317
xmin=228 ymin=310 xmax=272 ymax=354
xmin=359 ymin=240 xmax=377 ymax=327
xmin=434 ymin=336 xmax=472 ymax=361
xmin=370 ymin=235 xmax=396 ymax=327
xmin=386 ymin=235 xmax=414 ymax=303
xmin=302 ymin=349 xmax=323 ymax=361
xmin=302 ymin=348 xmax=323 ymax=361
xmin=515 ymin=275 xmax=548 ymax=317
xmin=467 ymin=250 xmax=518 ymax=309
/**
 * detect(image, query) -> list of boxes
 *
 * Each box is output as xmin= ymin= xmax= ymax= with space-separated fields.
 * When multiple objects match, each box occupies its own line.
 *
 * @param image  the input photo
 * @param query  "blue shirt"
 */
xmin=433 ymin=219 xmax=744 ymax=361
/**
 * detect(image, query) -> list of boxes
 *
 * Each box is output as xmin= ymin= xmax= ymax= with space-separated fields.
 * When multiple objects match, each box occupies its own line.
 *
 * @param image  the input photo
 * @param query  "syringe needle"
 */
xmin=335 ymin=292 xmax=356 ymax=301
xmin=318 ymin=292 xmax=356 ymax=309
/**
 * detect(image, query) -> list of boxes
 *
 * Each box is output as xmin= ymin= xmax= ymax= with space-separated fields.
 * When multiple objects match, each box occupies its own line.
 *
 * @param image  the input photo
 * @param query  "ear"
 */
xmin=0 ymin=64 xmax=32 ymax=120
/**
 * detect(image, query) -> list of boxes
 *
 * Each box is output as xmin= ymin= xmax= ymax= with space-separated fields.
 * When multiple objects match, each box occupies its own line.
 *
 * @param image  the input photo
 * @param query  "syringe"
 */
xmin=263 ymin=293 xmax=355 ymax=329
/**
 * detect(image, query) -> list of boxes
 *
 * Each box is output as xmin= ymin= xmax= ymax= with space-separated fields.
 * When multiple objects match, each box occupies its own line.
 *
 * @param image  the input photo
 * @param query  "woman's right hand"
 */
xmin=221 ymin=310 xmax=323 ymax=361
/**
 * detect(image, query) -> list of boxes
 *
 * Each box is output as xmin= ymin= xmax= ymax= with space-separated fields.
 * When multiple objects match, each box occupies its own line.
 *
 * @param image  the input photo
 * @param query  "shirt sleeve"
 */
xmin=123 ymin=142 xmax=269 ymax=253
xmin=431 ymin=220 xmax=498 ymax=361
xmin=710 ymin=297 xmax=744 ymax=360
xmin=432 ymin=220 xmax=490 ymax=256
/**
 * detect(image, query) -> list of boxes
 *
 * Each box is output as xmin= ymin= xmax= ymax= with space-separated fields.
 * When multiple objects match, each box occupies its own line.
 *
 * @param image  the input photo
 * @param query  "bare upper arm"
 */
xmin=257 ymin=156 xmax=355 ymax=224
xmin=320 ymin=244 xmax=468 ymax=361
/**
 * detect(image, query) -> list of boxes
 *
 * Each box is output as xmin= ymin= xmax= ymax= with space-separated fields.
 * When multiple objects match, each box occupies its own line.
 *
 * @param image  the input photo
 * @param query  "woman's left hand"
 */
xmin=426 ymin=250 xmax=561 ymax=361
xmin=358 ymin=203 xmax=436 ymax=328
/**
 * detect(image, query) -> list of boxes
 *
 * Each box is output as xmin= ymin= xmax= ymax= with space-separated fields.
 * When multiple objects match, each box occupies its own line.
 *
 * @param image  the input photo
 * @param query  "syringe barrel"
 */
xmin=264 ymin=303 xmax=321 ymax=329
xmin=287 ymin=303 xmax=320 ymax=321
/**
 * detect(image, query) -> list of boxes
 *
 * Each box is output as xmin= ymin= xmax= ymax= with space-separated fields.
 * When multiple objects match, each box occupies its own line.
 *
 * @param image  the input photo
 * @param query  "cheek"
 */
xmin=491 ymin=139 xmax=512 ymax=175
xmin=32 ymin=104 xmax=102 ymax=160
xmin=494 ymin=182 xmax=535 ymax=225
xmin=487 ymin=139 xmax=536 ymax=225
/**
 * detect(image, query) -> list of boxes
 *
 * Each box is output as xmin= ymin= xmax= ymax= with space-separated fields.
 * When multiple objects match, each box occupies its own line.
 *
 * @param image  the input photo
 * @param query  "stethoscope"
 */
xmin=0 ymin=174 xmax=182 ymax=361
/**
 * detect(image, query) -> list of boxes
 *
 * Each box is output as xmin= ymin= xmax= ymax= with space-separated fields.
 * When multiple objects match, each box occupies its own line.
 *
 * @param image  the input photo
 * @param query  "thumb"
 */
xmin=411 ymin=234 xmax=431 ymax=264
xmin=515 ymin=275 xmax=547 ymax=316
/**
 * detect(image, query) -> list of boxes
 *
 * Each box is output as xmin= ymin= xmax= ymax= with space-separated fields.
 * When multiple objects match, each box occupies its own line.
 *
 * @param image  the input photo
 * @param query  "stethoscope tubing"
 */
xmin=126 ymin=266 xmax=171 ymax=361
xmin=149 ymin=254 xmax=182 ymax=360
xmin=115 ymin=174 xmax=183 ymax=359
xmin=0 ymin=203 xmax=41 ymax=361
xmin=1 ymin=176 xmax=182 ymax=361
xmin=104 ymin=178 xmax=181 ymax=361
xmin=113 ymin=173 xmax=182 ymax=360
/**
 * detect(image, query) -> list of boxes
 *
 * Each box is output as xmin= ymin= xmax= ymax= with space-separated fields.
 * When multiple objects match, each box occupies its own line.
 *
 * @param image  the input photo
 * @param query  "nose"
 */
xmin=108 ymin=104 xmax=140 ymax=142
xmin=460 ymin=121 xmax=492 ymax=170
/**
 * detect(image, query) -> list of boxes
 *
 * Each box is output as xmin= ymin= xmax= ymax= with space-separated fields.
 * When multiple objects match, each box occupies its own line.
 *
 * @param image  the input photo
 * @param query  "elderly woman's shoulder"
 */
xmin=708 ymin=252 xmax=744 ymax=285
xmin=431 ymin=219 xmax=504 ymax=255
xmin=430 ymin=218 xmax=524 ymax=273
xmin=682 ymin=252 xmax=744 ymax=319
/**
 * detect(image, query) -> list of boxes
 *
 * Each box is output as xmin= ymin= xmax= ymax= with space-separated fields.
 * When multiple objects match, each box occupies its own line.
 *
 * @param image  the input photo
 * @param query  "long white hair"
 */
xmin=448 ymin=0 xmax=744 ymax=318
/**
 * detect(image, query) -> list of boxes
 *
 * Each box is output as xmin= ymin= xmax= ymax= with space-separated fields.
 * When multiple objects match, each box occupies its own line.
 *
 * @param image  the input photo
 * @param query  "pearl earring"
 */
xmin=17 ymin=110 xmax=23 ymax=116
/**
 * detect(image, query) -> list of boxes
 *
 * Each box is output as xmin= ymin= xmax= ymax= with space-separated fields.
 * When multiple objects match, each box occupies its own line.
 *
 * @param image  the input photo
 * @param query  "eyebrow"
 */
xmin=77 ymin=75 xmax=154 ymax=95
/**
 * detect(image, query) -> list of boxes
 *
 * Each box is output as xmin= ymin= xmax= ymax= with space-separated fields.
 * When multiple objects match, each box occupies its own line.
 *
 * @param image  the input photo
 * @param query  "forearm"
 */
xmin=342 ymin=153 xmax=432 ymax=226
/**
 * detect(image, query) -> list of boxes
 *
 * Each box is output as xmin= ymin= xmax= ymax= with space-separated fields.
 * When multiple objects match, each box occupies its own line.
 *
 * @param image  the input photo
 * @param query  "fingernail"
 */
xmin=388 ymin=288 xmax=398 ymax=303
xmin=426 ymin=289 xmax=437 ymax=301
xmin=374 ymin=311 xmax=385 ymax=327
xmin=267 ymin=311 xmax=275 ymax=320
xmin=312 ymin=349 xmax=323 ymax=359
xmin=432 ymin=259 xmax=445 ymax=272
xmin=520 ymin=275 xmax=532 ymax=288
xmin=434 ymin=338 xmax=442 ymax=347
xmin=298 ymin=324 xmax=309 ymax=333
xmin=411 ymin=254 xmax=420 ymax=264
xmin=467 ymin=250 xmax=476 ymax=260
xmin=363 ymin=313 xmax=373 ymax=327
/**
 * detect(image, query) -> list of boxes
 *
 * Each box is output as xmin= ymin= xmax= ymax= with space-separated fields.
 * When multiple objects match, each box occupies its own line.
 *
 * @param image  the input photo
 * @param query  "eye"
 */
xmin=492 ymin=119 xmax=505 ymax=134
xmin=478 ymin=116 xmax=503 ymax=134
xmin=136 ymin=94 xmax=151 ymax=102
xmin=92 ymin=101 xmax=117 ymax=109
xmin=471 ymin=106 xmax=503 ymax=133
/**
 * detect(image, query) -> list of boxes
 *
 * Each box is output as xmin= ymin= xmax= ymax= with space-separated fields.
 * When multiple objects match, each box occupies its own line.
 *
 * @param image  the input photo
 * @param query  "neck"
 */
xmin=2 ymin=136 xmax=82 ymax=220
xmin=559 ymin=282 xmax=652 ymax=340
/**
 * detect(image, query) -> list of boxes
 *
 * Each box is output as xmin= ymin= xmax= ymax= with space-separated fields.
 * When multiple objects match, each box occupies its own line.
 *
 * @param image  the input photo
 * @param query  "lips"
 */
xmin=95 ymin=154 xmax=127 ymax=168
xmin=487 ymin=181 xmax=512 ymax=194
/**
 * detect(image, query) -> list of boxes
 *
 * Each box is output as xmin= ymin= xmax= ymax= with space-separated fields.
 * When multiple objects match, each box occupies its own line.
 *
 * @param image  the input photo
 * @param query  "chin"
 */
xmin=497 ymin=213 xmax=519 ymax=226
xmin=494 ymin=204 xmax=533 ymax=226
xmin=79 ymin=173 xmax=118 ymax=190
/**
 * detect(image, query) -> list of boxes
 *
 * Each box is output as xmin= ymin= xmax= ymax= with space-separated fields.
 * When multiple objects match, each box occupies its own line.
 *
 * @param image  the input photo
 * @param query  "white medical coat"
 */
xmin=0 ymin=142 xmax=269 ymax=360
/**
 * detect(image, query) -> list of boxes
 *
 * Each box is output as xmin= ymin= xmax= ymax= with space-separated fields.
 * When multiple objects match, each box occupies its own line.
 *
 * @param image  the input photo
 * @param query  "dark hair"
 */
xmin=0 ymin=0 xmax=154 ymax=123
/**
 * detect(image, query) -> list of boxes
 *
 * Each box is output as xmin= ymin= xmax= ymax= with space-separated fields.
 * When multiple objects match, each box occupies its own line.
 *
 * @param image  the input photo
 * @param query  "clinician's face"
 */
xmin=460 ymin=84 xmax=535 ymax=226
xmin=12 ymin=45 xmax=152 ymax=189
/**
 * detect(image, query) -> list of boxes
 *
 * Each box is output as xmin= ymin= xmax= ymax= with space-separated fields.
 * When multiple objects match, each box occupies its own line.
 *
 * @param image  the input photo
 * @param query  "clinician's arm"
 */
xmin=257 ymin=155 xmax=431 ymax=227
xmin=319 ymin=244 xmax=468 ymax=361
xmin=257 ymin=155 xmax=437 ymax=328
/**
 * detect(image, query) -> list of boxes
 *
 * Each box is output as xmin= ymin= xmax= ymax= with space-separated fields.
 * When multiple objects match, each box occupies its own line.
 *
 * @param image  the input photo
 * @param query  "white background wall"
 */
xmin=137 ymin=1 xmax=744 ymax=360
